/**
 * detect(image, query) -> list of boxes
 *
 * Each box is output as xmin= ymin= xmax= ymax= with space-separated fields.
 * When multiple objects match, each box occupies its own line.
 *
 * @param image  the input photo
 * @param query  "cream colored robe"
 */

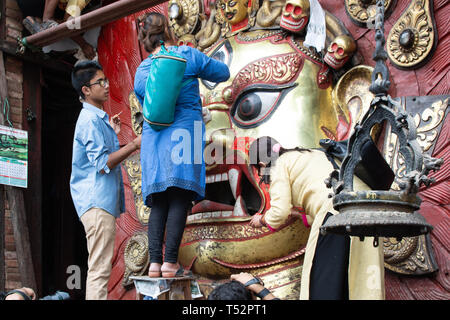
xmin=263 ymin=150 xmax=385 ymax=300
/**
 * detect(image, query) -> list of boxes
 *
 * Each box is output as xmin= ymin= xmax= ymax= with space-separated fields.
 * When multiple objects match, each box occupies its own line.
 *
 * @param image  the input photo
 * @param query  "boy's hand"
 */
xmin=110 ymin=111 xmax=122 ymax=135
xmin=132 ymin=135 xmax=142 ymax=150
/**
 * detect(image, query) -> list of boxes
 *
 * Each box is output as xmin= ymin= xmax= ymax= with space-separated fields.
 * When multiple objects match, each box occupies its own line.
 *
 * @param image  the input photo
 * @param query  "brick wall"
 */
xmin=5 ymin=0 xmax=23 ymax=44
xmin=2 ymin=0 xmax=24 ymax=291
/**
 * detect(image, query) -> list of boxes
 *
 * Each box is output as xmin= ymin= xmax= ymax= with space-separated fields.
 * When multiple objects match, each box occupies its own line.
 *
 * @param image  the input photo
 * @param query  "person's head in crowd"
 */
xmin=71 ymin=60 xmax=109 ymax=107
xmin=249 ymin=136 xmax=310 ymax=185
xmin=249 ymin=136 xmax=282 ymax=185
xmin=137 ymin=12 xmax=176 ymax=53
xmin=207 ymin=280 xmax=253 ymax=300
xmin=4 ymin=287 xmax=36 ymax=300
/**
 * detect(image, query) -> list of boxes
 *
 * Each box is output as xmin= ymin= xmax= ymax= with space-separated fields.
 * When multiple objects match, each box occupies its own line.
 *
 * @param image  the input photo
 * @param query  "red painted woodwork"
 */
xmin=95 ymin=0 xmax=449 ymax=300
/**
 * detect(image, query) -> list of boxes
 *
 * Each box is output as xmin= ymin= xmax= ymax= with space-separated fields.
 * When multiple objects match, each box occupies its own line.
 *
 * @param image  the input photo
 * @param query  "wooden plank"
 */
xmin=4 ymin=185 xmax=37 ymax=290
xmin=0 ymin=40 xmax=72 ymax=74
xmin=0 ymin=50 xmax=37 ymax=291
xmin=0 ymin=186 xmax=5 ymax=292
xmin=0 ymin=0 xmax=5 ymax=41
xmin=21 ymin=61 xmax=43 ymax=295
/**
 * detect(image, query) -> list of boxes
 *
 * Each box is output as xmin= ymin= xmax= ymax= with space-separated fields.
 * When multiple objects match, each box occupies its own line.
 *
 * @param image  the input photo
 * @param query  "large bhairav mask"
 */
xmin=131 ymin=0 xmax=369 ymax=299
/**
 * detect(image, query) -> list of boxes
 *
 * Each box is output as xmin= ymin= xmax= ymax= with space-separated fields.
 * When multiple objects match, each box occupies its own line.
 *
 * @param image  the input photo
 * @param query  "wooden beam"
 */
xmin=0 ymin=40 xmax=72 ymax=74
xmin=0 ymin=0 xmax=6 ymax=41
xmin=23 ymin=0 xmax=167 ymax=47
xmin=0 ymin=50 xmax=37 ymax=291
xmin=21 ymin=61 xmax=43 ymax=295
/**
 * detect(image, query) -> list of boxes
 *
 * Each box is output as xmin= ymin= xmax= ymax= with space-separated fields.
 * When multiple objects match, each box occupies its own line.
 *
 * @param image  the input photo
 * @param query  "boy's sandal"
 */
xmin=22 ymin=16 xmax=43 ymax=34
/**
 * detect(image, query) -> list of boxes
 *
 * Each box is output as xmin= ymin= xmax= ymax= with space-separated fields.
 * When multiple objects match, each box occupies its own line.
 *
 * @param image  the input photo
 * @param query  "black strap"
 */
xmin=6 ymin=289 xmax=31 ymax=300
xmin=244 ymin=277 xmax=263 ymax=287
xmin=256 ymin=288 xmax=271 ymax=299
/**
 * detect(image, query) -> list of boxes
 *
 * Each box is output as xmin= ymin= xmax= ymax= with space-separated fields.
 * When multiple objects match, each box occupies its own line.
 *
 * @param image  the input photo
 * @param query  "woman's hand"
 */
xmin=230 ymin=272 xmax=255 ymax=285
xmin=249 ymin=214 xmax=264 ymax=228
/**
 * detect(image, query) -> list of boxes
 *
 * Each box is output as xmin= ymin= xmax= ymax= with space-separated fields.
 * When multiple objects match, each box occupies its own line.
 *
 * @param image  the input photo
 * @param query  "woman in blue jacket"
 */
xmin=134 ymin=12 xmax=230 ymax=278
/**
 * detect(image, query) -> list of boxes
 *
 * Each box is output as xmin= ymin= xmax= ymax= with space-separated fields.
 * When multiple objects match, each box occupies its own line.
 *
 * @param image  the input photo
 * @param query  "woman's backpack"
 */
xmin=143 ymin=43 xmax=192 ymax=130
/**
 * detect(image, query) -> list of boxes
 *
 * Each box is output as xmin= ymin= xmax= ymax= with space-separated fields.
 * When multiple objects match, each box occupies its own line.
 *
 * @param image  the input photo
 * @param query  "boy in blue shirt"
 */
xmin=70 ymin=60 xmax=141 ymax=300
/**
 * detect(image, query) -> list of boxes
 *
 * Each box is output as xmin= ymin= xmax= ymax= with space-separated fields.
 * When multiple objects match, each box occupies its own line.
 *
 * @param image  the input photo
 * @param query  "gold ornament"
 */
xmin=382 ymin=97 xmax=447 ymax=275
xmin=345 ymin=0 xmax=395 ymax=28
xmin=123 ymin=153 xmax=151 ymax=225
xmin=168 ymin=0 xmax=202 ymax=38
xmin=122 ymin=232 xmax=149 ymax=287
xmin=387 ymin=0 xmax=437 ymax=69
xmin=256 ymin=0 xmax=284 ymax=28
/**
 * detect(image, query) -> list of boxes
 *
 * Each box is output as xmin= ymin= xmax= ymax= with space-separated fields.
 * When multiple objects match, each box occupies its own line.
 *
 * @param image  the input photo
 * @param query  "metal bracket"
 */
xmin=26 ymin=107 xmax=36 ymax=122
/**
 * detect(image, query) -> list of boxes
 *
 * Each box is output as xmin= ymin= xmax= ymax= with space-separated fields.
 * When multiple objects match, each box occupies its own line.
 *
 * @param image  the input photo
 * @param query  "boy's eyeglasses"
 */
xmin=86 ymin=78 xmax=109 ymax=88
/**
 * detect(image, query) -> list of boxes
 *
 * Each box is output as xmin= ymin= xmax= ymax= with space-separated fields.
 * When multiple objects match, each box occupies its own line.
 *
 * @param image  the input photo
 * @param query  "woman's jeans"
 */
xmin=147 ymin=187 xmax=193 ymax=264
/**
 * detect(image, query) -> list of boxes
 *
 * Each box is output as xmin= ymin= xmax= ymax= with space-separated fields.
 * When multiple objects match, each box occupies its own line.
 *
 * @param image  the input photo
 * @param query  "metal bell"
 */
xmin=321 ymin=190 xmax=433 ymax=240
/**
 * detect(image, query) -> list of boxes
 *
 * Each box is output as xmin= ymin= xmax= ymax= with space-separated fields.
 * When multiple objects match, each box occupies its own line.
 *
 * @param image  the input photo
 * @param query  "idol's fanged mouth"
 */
xmin=188 ymin=156 xmax=263 ymax=224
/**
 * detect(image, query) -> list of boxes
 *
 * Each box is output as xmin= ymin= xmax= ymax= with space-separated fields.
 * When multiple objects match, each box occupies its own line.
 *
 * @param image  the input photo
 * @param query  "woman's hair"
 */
xmin=138 ymin=12 xmax=175 ymax=53
xmin=249 ymin=136 xmax=310 ymax=185
xmin=71 ymin=60 xmax=103 ymax=99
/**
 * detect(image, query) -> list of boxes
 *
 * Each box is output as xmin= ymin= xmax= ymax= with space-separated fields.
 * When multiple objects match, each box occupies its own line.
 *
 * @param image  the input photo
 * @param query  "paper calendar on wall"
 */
xmin=0 ymin=125 xmax=28 ymax=188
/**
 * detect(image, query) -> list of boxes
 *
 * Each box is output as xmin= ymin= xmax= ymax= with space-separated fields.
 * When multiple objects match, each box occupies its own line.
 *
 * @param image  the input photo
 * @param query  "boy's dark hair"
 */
xmin=71 ymin=60 xmax=103 ymax=99
xmin=207 ymin=281 xmax=253 ymax=300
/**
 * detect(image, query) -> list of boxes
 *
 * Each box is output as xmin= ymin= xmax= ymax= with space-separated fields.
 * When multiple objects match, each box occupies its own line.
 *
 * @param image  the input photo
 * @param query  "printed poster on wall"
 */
xmin=0 ymin=125 xmax=28 ymax=188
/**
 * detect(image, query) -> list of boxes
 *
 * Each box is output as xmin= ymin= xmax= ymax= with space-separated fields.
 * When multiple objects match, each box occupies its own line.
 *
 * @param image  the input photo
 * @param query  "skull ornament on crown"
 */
xmin=324 ymin=35 xmax=357 ymax=70
xmin=280 ymin=0 xmax=310 ymax=33
xmin=178 ymin=34 xmax=197 ymax=48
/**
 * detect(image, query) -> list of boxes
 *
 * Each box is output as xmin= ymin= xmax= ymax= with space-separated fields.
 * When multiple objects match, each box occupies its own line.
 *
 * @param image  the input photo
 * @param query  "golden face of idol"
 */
xmin=178 ymin=31 xmax=350 ymax=283
xmin=220 ymin=0 xmax=249 ymax=25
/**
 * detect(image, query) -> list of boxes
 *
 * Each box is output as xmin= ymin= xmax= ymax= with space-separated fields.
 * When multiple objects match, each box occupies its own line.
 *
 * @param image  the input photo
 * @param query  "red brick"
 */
xmin=4 ymin=251 xmax=17 ymax=260
xmin=5 ymin=243 xmax=16 ymax=251
xmin=6 ymin=273 xmax=21 ymax=282
xmin=7 ymin=97 xmax=22 ymax=109
xmin=6 ymin=27 xmax=22 ymax=40
xmin=10 ymin=106 xmax=22 ymax=116
xmin=10 ymin=112 xmax=22 ymax=124
xmin=6 ymin=259 xmax=18 ymax=268
xmin=7 ymin=79 xmax=22 ymax=93
xmin=5 ymin=17 xmax=23 ymax=32
xmin=5 ymin=0 xmax=20 ymax=11
xmin=5 ymin=57 xmax=23 ymax=74
xmin=5 ymin=240 xmax=16 ymax=251
xmin=5 ymin=234 xmax=15 ymax=243
xmin=6 ymin=281 xmax=22 ymax=291
xmin=6 ymin=266 xmax=19 ymax=274
xmin=6 ymin=71 xmax=23 ymax=83
xmin=6 ymin=8 xmax=23 ymax=21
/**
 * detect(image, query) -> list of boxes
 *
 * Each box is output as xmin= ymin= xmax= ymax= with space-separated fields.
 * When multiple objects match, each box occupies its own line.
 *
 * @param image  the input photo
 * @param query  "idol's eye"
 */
xmin=202 ymin=41 xmax=233 ymax=90
xmin=231 ymin=84 xmax=296 ymax=128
